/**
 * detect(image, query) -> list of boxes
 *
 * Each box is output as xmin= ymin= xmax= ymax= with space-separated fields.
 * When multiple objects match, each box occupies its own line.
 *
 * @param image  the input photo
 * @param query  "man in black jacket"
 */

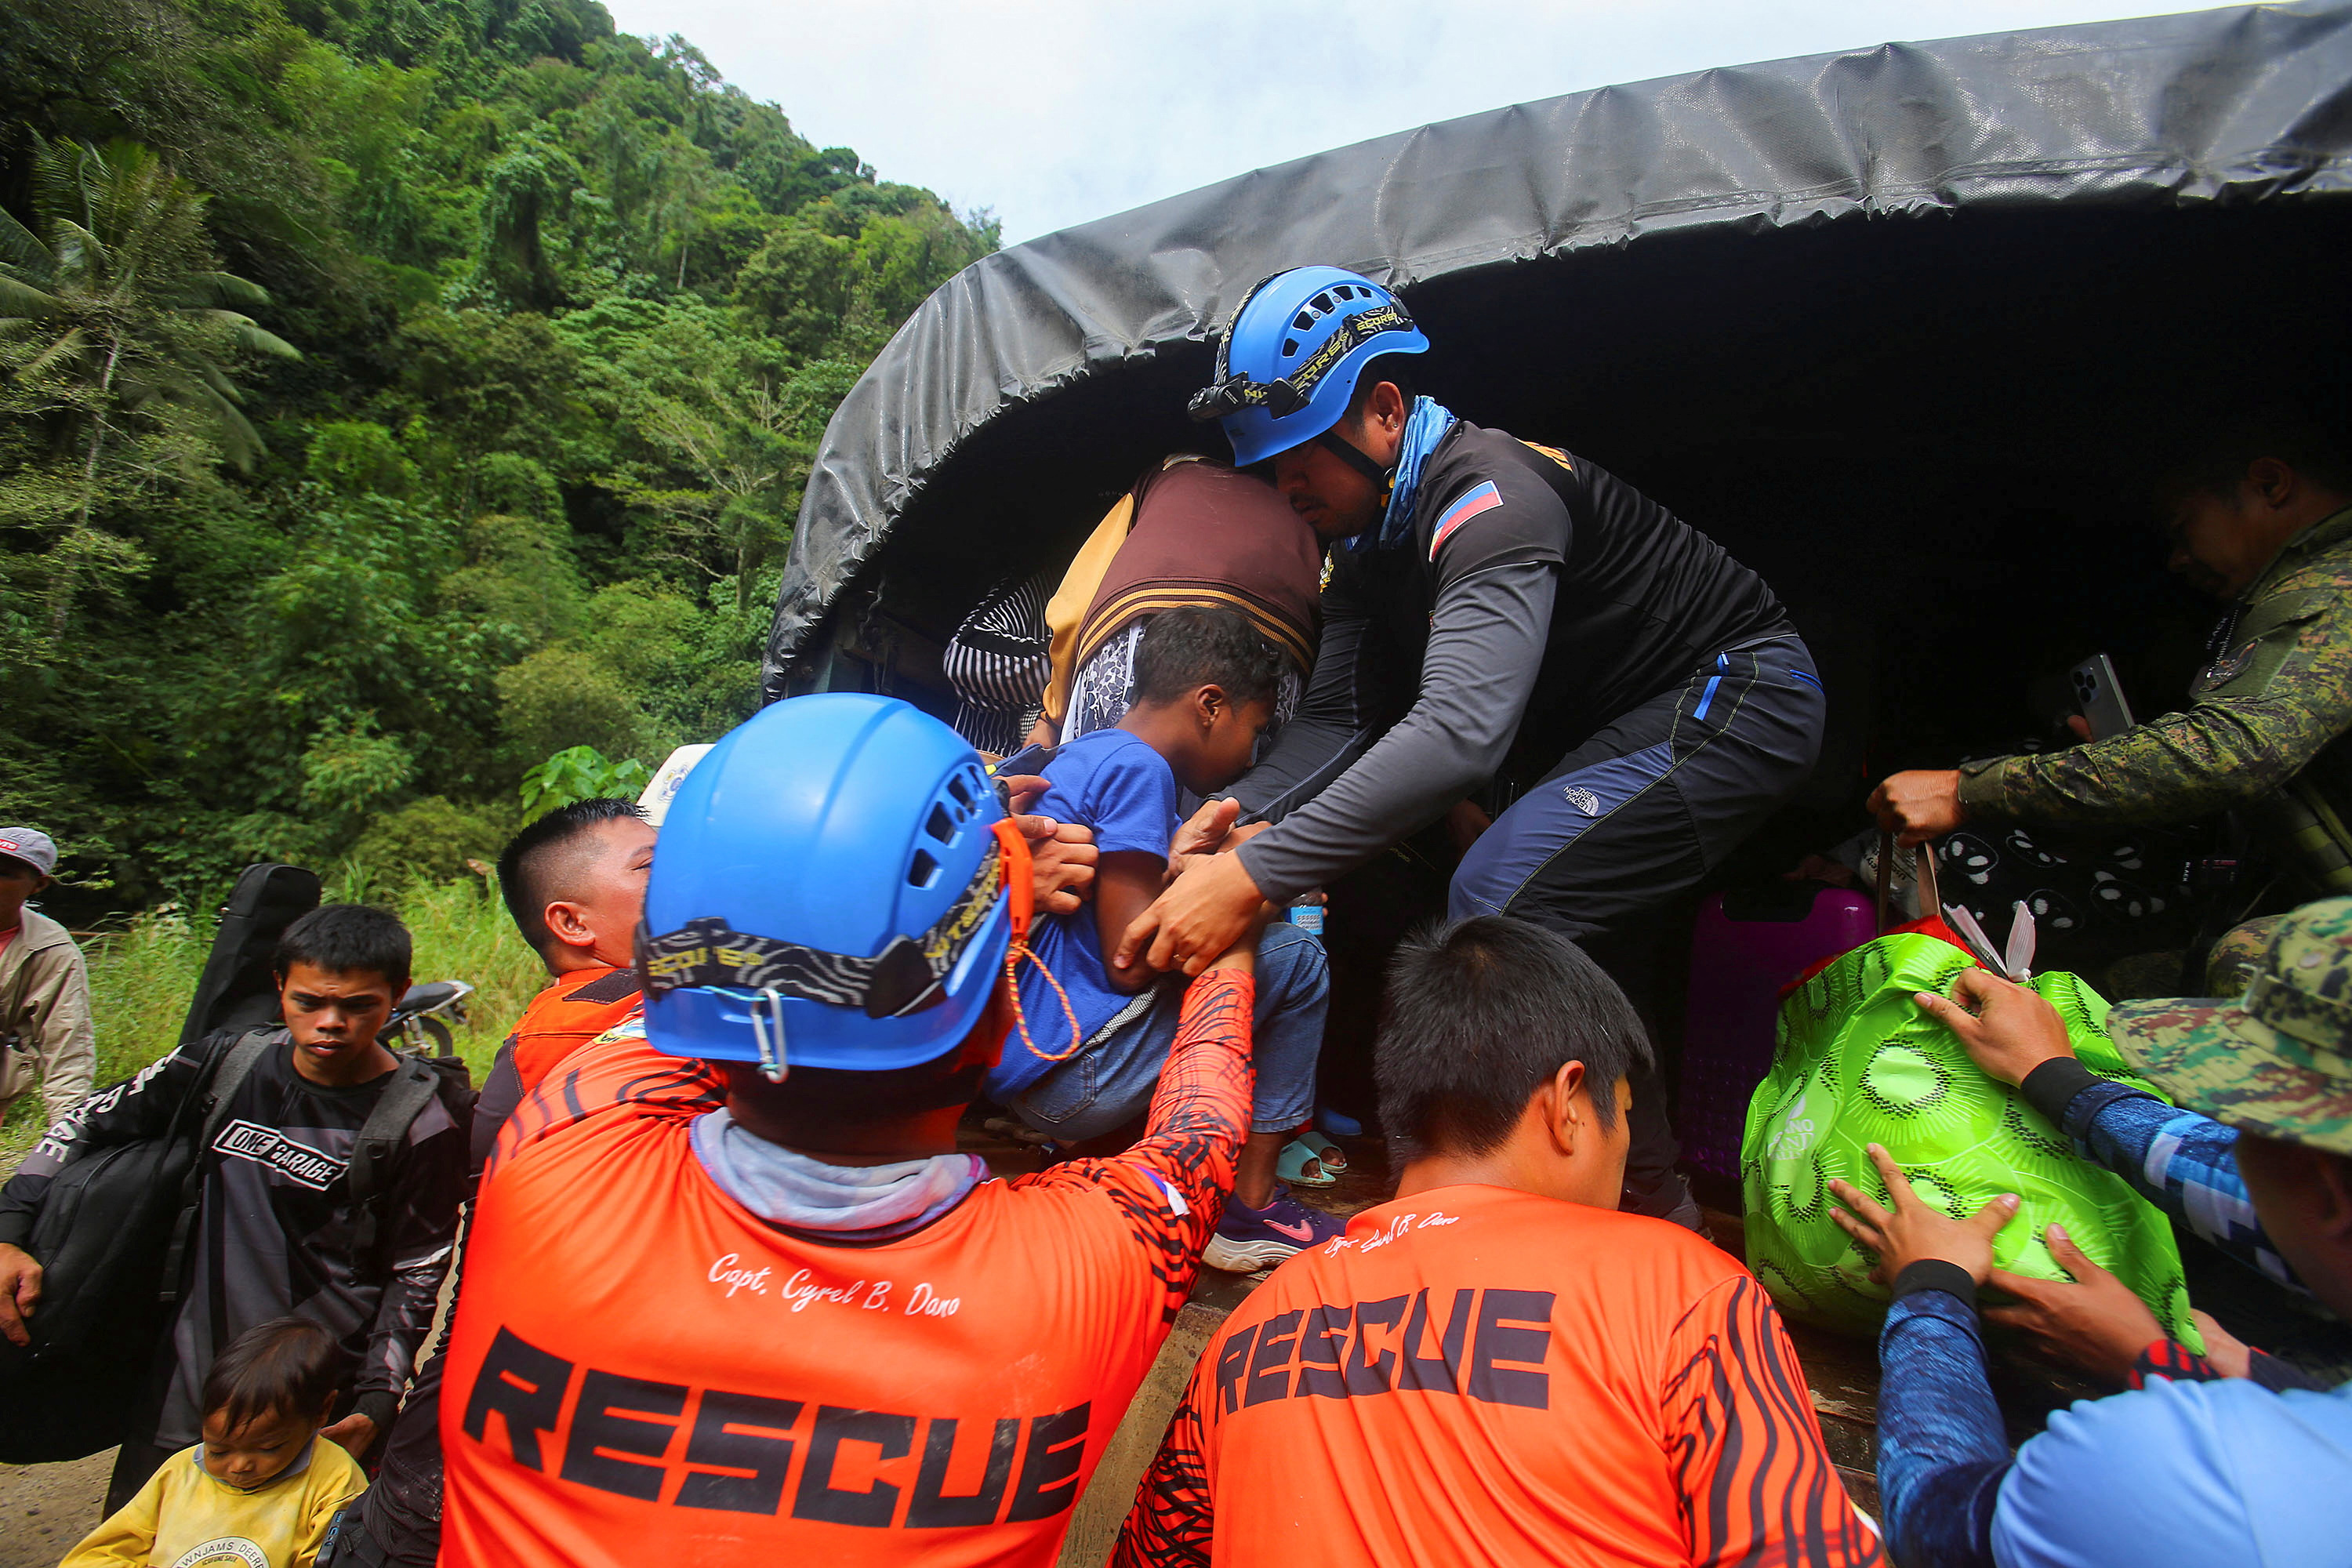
xmin=0 ymin=905 xmax=469 ymax=1507
xmin=1124 ymin=266 xmax=1825 ymax=1222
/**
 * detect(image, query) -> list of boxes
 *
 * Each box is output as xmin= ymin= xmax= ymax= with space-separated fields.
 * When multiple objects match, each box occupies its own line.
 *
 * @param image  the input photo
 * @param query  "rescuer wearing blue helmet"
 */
xmin=1126 ymin=265 xmax=1829 ymax=1227
xmin=441 ymin=694 xmax=1267 ymax=1563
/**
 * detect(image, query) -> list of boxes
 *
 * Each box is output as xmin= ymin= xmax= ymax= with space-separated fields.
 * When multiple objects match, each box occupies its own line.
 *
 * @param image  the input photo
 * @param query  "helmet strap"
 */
xmin=1315 ymin=426 xmax=1391 ymax=489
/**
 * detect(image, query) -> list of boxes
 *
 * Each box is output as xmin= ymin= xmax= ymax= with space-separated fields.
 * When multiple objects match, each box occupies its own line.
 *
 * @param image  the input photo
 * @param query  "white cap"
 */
xmin=637 ymin=745 xmax=715 ymax=827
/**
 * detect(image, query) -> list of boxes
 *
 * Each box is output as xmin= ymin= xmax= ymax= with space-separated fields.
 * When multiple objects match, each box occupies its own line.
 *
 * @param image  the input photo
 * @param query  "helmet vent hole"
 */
xmin=924 ymin=803 xmax=956 ymax=844
xmin=1292 ymin=310 xmax=1314 ymax=332
xmin=909 ymin=848 xmax=942 ymax=888
xmin=1281 ymin=337 xmax=1297 ymax=356
xmin=946 ymin=773 xmax=975 ymax=809
xmin=1310 ymin=291 xmax=1334 ymax=314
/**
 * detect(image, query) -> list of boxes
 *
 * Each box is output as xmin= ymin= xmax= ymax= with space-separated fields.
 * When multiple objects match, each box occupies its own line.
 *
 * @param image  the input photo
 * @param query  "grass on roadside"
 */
xmin=2 ymin=868 xmax=550 ymax=1155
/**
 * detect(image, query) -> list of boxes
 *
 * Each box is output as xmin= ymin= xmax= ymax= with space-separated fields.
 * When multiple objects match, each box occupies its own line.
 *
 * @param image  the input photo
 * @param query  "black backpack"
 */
xmin=0 ymin=1032 xmax=470 ymax=1464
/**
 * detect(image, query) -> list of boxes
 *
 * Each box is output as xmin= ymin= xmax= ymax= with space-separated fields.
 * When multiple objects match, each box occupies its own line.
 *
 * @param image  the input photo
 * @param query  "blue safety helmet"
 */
xmin=1189 ymin=265 xmax=1430 ymax=467
xmin=637 ymin=694 xmax=1025 ymax=1080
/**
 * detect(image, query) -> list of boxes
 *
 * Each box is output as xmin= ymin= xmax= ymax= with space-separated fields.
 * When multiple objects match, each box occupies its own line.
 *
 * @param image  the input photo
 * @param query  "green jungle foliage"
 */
xmin=0 ymin=0 xmax=996 ymax=914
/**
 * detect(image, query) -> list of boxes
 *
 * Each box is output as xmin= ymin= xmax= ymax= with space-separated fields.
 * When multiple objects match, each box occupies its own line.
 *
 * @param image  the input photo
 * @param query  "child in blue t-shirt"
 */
xmin=989 ymin=606 xmax=1340 ymax=1269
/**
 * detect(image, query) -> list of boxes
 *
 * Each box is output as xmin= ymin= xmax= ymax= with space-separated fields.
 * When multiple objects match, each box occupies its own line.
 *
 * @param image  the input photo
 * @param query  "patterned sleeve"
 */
xmin=2049 ymin=1073 xmax=2293 ymax=1286
xmin=1019 ymin=968 xmax=1253 ymax=1325
xmin=1661 ymin=1275 xmax=1884 ymax=1568
xmin=1873 ymin=1289 xmax=2007 ymax=1568
xmin=1114 ymin=1354 xmax=1217 ymax=1568
xmin=489 ymin=1020 xmax=725 ymax=1176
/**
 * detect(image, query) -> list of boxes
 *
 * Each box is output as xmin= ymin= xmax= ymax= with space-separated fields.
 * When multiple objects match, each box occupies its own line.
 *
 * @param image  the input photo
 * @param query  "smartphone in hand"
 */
xmin=2070 ymin=655 xmax=2136 ymax=741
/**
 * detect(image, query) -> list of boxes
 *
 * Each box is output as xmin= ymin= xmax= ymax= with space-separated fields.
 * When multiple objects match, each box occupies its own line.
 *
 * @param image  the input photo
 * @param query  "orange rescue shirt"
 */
xmin=507 ymin=964 xmax=644 ymax=1091
xmin=1117 ymin=1185 xmax=1882 ymax=1568
xmin=439 ymin=971 xmax=1254 ymax=1568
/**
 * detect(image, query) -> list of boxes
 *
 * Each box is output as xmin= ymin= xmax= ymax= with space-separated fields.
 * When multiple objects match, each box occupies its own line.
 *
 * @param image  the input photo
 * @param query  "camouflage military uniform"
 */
xmin=2110 ymin=895 xmax=2352 ymax=1154
xmin=1958 ymin=504 xmax=2352 ymax=896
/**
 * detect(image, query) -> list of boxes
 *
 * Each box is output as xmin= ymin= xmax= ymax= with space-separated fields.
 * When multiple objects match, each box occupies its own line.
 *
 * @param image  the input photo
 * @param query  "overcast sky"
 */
xmin=600 ymin=1 xmax=2212 ymax=244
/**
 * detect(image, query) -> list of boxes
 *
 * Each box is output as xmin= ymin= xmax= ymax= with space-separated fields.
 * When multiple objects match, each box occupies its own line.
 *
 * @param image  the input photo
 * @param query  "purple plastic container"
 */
xmin=1679 ymin=882 xmax=1876 ymax=1181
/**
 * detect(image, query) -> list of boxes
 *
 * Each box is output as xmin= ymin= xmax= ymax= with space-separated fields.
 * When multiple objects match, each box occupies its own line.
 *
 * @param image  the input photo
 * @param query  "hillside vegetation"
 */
xmin=1 ymin=0 xmax=995 ymax=913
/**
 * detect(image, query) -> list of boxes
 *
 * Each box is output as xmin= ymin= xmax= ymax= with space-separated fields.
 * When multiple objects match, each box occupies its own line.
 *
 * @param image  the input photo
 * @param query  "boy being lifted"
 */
xmin=993 ymin=605 xmax=1337 ymax=1270
xmin=438 ymin=693 xmax=1264 ymax=1566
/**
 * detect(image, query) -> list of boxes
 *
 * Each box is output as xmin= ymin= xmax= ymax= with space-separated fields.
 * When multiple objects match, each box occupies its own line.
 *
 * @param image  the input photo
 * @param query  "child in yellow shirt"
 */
xmin=62 ymin=1317 xmax=367 ymax=1568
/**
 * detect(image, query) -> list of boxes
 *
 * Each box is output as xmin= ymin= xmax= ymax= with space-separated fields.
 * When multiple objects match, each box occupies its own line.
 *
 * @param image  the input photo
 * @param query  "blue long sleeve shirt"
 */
xmin=1873 ymin=1062 xmax=2345 ymax=1567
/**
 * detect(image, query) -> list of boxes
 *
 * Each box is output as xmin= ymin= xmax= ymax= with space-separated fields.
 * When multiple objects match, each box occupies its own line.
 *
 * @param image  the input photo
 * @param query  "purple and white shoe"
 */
xmin=1203 ymin=1183 xmax=1345 ymax=1272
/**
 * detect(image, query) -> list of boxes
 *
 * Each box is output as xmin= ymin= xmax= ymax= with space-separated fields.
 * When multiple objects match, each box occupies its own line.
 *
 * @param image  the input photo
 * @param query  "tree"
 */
xmin=0 ymin=136 xmax=297 ymax=636
xmin=0 ymin=0 xmax=996 ymax=909
xmin=0 ymin=138 xmax=300 ymax=481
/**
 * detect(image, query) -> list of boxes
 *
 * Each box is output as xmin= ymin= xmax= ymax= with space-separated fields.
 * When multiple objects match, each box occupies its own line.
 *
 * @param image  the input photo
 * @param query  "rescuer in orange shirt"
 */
xmin=437 ymin=693 xmax=1261 ymax=1567
xmin=1118 ymin=914 xmax=1882 ymax=1568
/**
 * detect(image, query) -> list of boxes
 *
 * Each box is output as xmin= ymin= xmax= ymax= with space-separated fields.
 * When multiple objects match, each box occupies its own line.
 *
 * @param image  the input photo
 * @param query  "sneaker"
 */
xmin=1203 ymin=1184 xmax=1345 ymax=1272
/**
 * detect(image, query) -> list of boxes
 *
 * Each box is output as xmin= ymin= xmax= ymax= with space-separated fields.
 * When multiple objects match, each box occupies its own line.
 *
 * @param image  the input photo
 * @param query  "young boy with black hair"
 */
xmin=0 ymin=906 xmax=470 ymax=1509
xmin=991 ymin=604 xmax=1338 ymax=1270
xmin=494 ymin=797 xmax=657 ymax=1092
xmin=64 ymin=1316 xmax=368 ymax=1568
xmin=1120 ymin=915 xmax=1880 ymax=1566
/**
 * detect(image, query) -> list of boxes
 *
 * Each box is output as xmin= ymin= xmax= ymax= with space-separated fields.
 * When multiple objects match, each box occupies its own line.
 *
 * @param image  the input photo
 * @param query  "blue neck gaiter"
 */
xmin=1351 ymin=396 xmax=1457 ymax=553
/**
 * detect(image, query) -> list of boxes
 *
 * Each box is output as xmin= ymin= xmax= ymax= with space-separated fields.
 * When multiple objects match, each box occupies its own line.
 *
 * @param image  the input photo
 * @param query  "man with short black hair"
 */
xmin=337 ymin=809 xmax=657 ymax=1566
xmin=1118 ymin=915 xmax=1880 ymax=1566
xmin=1127 ymin=266 xmax=1825 ymax=1227
xmin=0 ymin=905 xmax=470 ymax=1508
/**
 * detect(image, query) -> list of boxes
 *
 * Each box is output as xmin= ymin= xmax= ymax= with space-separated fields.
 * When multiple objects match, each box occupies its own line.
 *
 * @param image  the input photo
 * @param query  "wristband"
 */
xmin=2020 ymin=1056 xmax=2103 ymax=1125
xmin=1891 ymin=1258 xmax=1980 ymax=1306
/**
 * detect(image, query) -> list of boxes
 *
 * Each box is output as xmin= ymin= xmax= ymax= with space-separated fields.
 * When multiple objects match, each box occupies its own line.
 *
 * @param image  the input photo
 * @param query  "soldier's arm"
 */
xmin=1958 ymin=589 xmax=2352 ymax=824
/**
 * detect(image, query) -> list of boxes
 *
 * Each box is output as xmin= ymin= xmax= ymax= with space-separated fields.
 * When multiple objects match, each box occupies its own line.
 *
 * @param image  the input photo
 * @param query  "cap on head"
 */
xmin=2107 ymin=897 xmax=2352 ymax=1155
xmin=638 ymin=695 xmax=1021 ymax=1080
xmin=0 ymin=828 xmax=57 ymax=878
xmin=1189 ymin=266 xmax=1430 ymax=467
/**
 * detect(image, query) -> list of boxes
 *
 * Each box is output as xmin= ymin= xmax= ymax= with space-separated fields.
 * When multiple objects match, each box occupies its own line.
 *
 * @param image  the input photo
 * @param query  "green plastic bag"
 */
xmin=1740 ymin=933 xmax=2201 ymax=1349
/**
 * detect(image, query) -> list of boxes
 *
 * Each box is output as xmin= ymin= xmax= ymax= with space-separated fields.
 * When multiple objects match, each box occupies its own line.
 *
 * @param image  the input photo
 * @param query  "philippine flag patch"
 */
xmin=1428 ymin=481 xmax=1504 ymax=561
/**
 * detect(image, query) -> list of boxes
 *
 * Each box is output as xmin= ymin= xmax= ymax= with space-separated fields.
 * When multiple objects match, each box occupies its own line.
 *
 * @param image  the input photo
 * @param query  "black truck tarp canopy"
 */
xmin=766 ymin=2 xmax=2352 ymax=809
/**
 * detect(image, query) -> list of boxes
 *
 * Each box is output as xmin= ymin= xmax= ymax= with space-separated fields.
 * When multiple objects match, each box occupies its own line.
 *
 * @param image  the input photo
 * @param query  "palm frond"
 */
xmin=183 ymin=376 xmax=265 ymax=469
xmin=0 ymin=207 xmax=56 ymax=285
xmin=0 ymin=274 xmax=62 ymax=320
xmin=14 ymin=325 xmax=87 ymax=381
xmin=50 ymin=220 xmax=111 ymax=280
xmin=186 ymin=270 xmax=271 ymax=310
xmin=194 ymin=359 xmax=245 ymax=405
xmin=229 ymin=319 xmax=300 ymax=361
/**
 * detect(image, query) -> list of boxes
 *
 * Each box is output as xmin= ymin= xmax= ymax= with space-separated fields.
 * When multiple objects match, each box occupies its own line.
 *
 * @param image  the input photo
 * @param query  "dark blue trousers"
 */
xmin=1451 ymin=634 xmax=1827 ymax=1211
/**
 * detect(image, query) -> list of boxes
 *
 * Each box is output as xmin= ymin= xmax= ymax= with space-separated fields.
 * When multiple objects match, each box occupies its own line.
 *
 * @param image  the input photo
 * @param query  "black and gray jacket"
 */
xmin=1232 ymin=423 xmax=1791 ymax=898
